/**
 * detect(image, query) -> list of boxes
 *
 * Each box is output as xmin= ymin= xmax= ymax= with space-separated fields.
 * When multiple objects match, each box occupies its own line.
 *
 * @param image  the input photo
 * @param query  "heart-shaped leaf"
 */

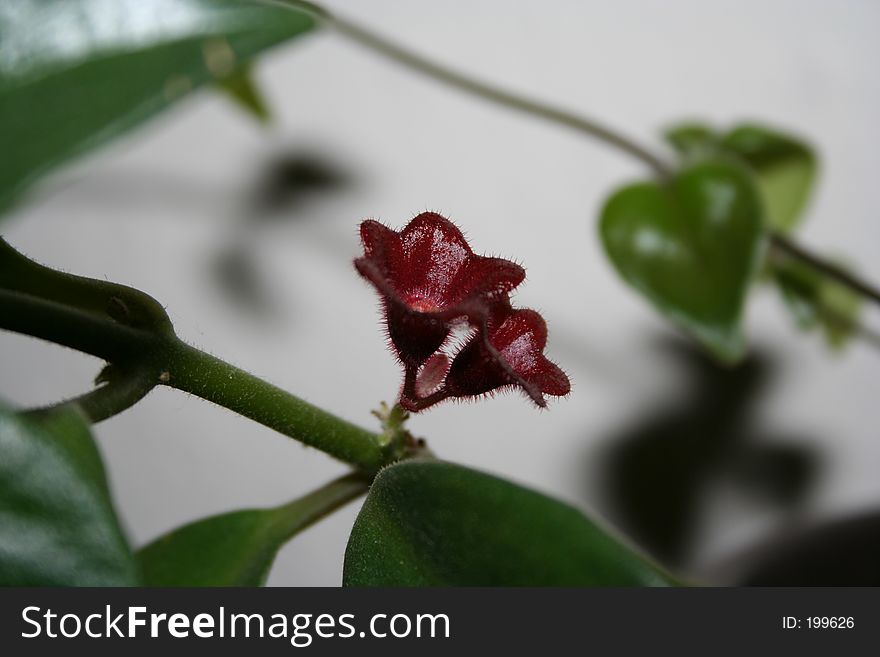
xmin=720 ymin=124 xmax=817 ymax=232
xmin=343 ymin=460 xmax=676 ymax=586
xmin=0 ymin=0 xmax=316 ymax=213
xmin=663 ymin=121 xmax=817 ymax=232
xmin=138 ymin=473 xmax=367 ymax=586
xmin=600 ymin=159 xmax=766 ymax=362
xmin=663 ymin=122 xmax=717 ymax=158
xmin=0 ymin=405 xmax=138 ymax=586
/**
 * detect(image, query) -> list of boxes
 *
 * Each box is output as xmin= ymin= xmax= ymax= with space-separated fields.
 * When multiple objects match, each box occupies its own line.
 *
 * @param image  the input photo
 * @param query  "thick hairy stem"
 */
xmin=0 ymin=239 xmax=390 ymax=473
xmin=160 ymin=340 xmax=387 ymax=473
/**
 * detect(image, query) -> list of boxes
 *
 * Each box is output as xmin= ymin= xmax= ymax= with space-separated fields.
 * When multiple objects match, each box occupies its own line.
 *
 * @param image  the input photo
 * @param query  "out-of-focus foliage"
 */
xmin=600 ymin=159 xmax=766 ymax=363
xmin=0 ymin=406 xmax=138 ymax=586
xmin=772 ymin=257 xmax=861 ymax=349
xmin=0 ymin=0 xmax=315 ymax=213
xmin=138 ymin=475 xmax=366 ymax=586
xmin=217 ymin=65 xmax=272 ymax=123
xmin=664 ymin=122 xmax=817 ymax=233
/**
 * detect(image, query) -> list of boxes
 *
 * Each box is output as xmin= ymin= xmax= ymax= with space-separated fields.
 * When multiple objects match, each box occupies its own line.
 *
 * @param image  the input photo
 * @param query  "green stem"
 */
xmin=161 ymin=340 xmax=386 ymax=472
xmin=269 ymin=471 xmax=371 ymax=539
xmin=1 ymin=239 xmax=388 ymax=473
xmin=277 ymin=1 xmax=880 ymax=310
xmin=770 ymin=233 xmax=880 ymax=306
xmin=24 ymin=363 xmax=158 ymax=423
xmin=0 ymin=289 xmax=158 ymax=363
xmin=277 ymin=0 xmax=674 ymax=178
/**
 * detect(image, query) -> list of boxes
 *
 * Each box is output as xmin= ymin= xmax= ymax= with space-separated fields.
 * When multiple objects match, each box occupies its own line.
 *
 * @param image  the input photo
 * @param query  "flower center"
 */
xmin=406 ymin=295 xmax=439 ymax=312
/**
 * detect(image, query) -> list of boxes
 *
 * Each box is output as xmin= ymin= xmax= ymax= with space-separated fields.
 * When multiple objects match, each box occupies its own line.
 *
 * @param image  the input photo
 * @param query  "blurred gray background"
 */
xmin=2 ymin=0 xmax=879 ymax=584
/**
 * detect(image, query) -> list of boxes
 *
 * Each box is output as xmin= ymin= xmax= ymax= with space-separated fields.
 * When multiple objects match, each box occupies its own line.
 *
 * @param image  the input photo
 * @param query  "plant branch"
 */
xmin=276 ymin=0 xmax=674 ymax=178
xmin=270 ymin=470 xmax=371 ymax=539
xmin=161 ymin=340 xmax=387 ymax=473
xmin=24 ymin=363 xmax=158 ymax=424
xmin=0 ymin=240 xmax=390 ymax=473
xmin=0 ymin=289 xmax=160 ymax=363
xmin=770 ymin=233 xmax=880 ymax=307
xmin=274 ymin=2 xmax=880 ymax=311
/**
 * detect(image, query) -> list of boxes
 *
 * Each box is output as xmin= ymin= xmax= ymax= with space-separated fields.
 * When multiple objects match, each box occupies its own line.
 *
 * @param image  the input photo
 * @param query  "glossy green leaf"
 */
xmin=217 ymin=65 xmax=271 ymax=124
xmin=600 ymin=158 xmax=766 ymax=363
xmin=138 ymin=473 xmax=367 ymax=586
xmin=343 ymin=460 xmax=676 ymax=586
xmin=0 ymin=405 xmax=138 ymax=585
xmin=663 ymin=121 xmax=817 ymax=232
xmin=663 ymin=122 xmax=717 ymax=158
xmin=720 ymin=124 xmax=817 ymax=232
xmin=772 ymin=257 xmax=861 ymax=349
xmin=0 ymin=0 xmax=316 ymax=212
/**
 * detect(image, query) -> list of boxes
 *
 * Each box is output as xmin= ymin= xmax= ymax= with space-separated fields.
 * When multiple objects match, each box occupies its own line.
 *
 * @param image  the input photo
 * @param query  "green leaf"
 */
xmin=0 ymin=405 xmax=138 ymax=585
xmin=663 ymin=122 xmax=717 ymax=158
xmin=343 ymin=460 xmax=677 ymax=586
xmin=662 ymin=121 xmax=817 ymax=232
xmin=600 ymin=158 xmax=766 ymax=363
xmin=217 ymin=65 xmax=272 ymax=124
xmin=0 ymin=0 xmax=316 ymax=213
xmin=720 ymin=124 xmax=817 ymax=232
xmin=138 ymin=473 xmax=367 ymax=586
xmin=772 ymin=257 xmax=861 ymax=350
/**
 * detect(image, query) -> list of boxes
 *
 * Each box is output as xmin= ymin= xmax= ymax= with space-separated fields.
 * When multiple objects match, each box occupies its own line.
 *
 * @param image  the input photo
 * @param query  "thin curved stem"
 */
xmin=276 ymin=0 xmax=674 ymax=178
xmin=24 ymin=363 xmax=158 ymax=423
xmin=770 ymin=233 xmax=880 ymax=307
xmin=274 ymin=2 xmax=880 ymax=309
xmin=269 ymin=470 xmax=371 ymax=539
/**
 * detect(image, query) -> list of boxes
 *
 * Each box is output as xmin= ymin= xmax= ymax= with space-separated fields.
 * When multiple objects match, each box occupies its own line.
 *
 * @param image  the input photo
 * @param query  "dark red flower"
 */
xmin=355 ymin=212 xmax=524 ymax=367
xmin=356 ymin=211 xmax=569 ymax=413
xmin=442 ymin=299 xmax=570 ymax=408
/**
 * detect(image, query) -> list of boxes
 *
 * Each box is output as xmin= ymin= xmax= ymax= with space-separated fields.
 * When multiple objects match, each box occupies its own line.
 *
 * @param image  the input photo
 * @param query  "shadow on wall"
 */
xmin=735 ymin=511 xmax=880 ymax=585
xmin=42 ymin=145 xmax=356 ymax=323
xmin=212 ymin=150 xmax=355 ymax=319
xmin=587 ymin=336 xmax=820 ymax=573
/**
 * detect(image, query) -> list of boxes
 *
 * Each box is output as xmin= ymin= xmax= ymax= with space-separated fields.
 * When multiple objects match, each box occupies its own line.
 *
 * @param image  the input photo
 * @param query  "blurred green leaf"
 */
xmin=217 ymin=65 xmax=271 ymax=124
xmin=138 ymin=473 xmax=367 ymax=586
xmin=0 ymin=0 xmax=316 ymax=213
xmin=721 ymin=124 xmax=817 ymax=232
xmin=0 ymin=405 xmax=138 ymax=585
xmin=663 ymin=122 xmax=816 ymax=232
xmin=663 ymin=122 xmax=717 ymax=158
xmin=772 ymin=257 xmax=861 ymax=349
xmin=600 ymin=158 xmax=766 ymax=363
xmin=343 ymin=460 xmax=676 ymax=586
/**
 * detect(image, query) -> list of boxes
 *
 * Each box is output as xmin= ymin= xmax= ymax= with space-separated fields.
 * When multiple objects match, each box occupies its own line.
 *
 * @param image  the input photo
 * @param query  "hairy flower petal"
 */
xmin=355 ymin=212 xmax=524 ymax=366
xmin=445 ymin=301 xmax=570 ymax=407
xmin=355 ymin=211 xmax=568 ymax=413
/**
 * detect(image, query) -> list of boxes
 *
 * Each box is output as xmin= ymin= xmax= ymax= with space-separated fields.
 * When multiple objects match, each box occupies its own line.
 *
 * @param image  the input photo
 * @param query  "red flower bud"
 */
xmin=355 ymin=212 xmax=524 ymax=367
xmin=355 ymin=212 xmax=569 ymax=412
xmin=443 ymin=299 xmax=570 ymax=408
